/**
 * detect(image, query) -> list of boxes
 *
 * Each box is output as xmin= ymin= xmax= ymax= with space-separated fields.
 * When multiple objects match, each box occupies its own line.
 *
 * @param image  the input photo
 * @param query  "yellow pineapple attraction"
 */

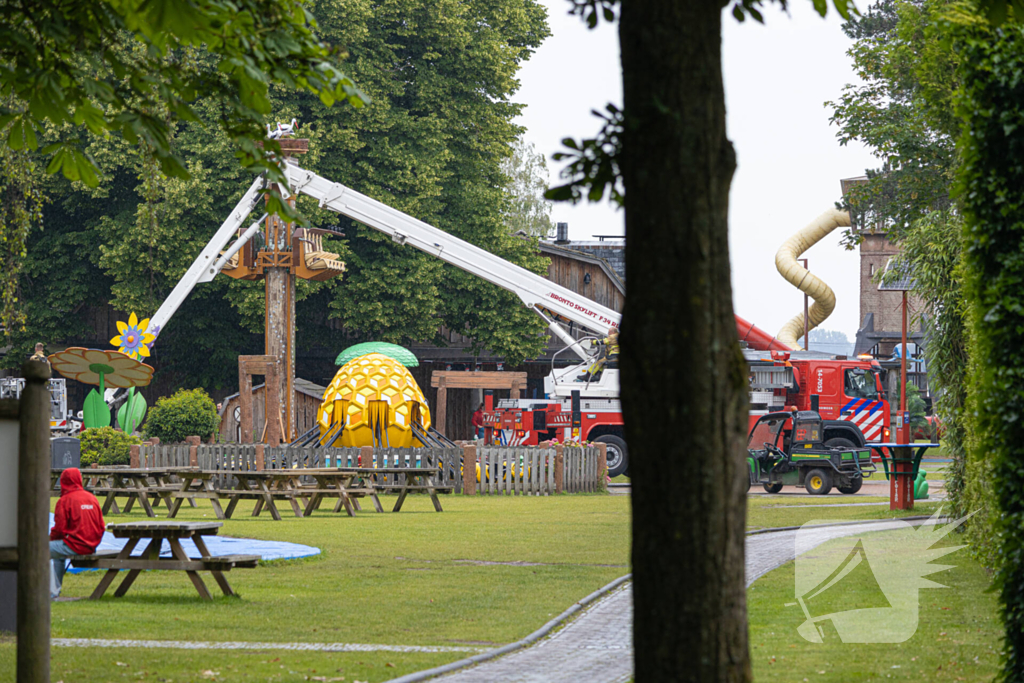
xmin=317 ymin=353 xmax=431 ymax=448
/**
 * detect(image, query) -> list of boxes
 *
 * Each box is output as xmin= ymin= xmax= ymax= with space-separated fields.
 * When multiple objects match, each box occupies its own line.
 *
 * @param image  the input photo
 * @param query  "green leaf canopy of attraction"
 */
xmin=336 ymin=342 xmax=419 ymax=367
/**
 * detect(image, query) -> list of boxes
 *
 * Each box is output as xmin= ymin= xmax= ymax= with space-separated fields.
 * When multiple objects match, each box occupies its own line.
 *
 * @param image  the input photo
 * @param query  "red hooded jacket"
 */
xmin=50 ymin=468 xmax=105 ymax=555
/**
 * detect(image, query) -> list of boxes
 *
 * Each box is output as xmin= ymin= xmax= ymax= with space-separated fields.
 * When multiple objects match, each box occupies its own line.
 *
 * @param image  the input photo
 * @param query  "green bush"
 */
xmin=142 ymin=388 xmax=219 ymax=443
xmin=79 ymin=426 xmax=142 ymax=466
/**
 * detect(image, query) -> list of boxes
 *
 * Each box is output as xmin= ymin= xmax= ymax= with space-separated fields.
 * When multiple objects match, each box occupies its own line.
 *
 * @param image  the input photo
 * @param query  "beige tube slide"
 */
xmin=775 ymin=208 xmax=851 ymax=350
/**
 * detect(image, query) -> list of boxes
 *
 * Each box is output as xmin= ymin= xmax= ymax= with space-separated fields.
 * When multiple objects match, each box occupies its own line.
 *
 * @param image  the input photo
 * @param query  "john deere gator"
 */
xmin=747 ymin=411 xmax=876 ymax=495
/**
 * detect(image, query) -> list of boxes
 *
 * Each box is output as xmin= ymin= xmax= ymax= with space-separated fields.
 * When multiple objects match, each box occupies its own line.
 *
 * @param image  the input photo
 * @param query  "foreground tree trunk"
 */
xmin=618 ymin=2 xmax=751 ymax=681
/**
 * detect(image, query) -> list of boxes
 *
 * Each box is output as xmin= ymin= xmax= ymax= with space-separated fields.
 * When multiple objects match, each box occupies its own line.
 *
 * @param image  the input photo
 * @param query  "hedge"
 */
xmin=79 ymin=426 xmax=142 ymax=466
xmin=142 ymin=388 xmax=219 ymax=443
xmin=957 ymin=21 xmax=1024 ymax=680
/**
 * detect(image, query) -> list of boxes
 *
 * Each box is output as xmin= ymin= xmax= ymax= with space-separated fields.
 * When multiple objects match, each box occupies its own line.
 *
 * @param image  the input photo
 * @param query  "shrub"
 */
xmin=79 ymin=426 xmax=142 ymax=466
xmin=142 ymin=388 xmax=219 ymax=443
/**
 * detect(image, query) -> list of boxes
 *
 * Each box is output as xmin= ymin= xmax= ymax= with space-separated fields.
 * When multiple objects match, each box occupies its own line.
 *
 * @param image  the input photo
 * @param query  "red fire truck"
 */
xmin=482 ymin=339 xmax=890 ymax=479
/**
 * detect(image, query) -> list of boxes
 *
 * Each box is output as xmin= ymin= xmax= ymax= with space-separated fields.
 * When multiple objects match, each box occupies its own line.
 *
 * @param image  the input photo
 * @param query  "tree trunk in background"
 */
xmin=618 ymin=2 xmax=751 ymax=681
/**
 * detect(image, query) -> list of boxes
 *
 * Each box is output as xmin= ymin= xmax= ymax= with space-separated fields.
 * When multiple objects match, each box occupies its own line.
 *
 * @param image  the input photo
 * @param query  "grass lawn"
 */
xmin=1 ymin=493 xmax=630 ymax=683
xmin=0 ymin=485 xmax=986 ymax=682
xmin=748 ymin=530 xmax=1001 ymax=681
xmin=746 ymin=496 xmax=944 ymax=531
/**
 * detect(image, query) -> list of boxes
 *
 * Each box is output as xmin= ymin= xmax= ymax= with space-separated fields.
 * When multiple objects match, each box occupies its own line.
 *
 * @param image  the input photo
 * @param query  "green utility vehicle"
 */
xmin=747 ymin=410 xmax=876 ymax=495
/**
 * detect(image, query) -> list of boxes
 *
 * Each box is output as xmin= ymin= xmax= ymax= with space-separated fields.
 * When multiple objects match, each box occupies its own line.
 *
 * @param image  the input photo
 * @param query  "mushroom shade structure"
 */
xmin=334 ymin=342 xmax=419 ymax=368
xmin=48 ymin=348 xmax=154 ymax=430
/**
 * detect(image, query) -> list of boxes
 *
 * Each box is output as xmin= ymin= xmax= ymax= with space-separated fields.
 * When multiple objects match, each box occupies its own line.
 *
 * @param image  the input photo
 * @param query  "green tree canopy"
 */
xmin=0 ymin=0 xmax=363 ymax=185
xmin=0 ymin=0 xmax=369 ymax=336
xmin=828 ymin=0 xmax=966 ymax=244
xmin=10 ymin=0 xmax=552 ymax=390
xmin=501 ymin=138 xmax=555 ymax=238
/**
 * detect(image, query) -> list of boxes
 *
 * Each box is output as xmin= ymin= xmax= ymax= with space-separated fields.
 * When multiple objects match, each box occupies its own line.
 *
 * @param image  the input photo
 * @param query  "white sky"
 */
xmin=514 ymin=1 xmax=880 ymax=341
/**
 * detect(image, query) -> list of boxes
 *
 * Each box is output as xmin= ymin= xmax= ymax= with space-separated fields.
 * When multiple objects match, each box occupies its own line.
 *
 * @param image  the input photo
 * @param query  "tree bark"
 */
xmin=618 ymin=2 xmax=750 ymax=681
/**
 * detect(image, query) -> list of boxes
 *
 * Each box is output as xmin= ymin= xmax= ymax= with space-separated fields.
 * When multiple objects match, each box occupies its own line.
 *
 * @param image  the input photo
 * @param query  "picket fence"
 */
xmin=563 ymin=446 xmax=601 ymax=494
xmin=137 ymin=443 xmax=191 ymax=469
xmin=135 ymin=443 xmax=601 ymax=495
xmin=474 ymin=446 xmax=601 ymax=495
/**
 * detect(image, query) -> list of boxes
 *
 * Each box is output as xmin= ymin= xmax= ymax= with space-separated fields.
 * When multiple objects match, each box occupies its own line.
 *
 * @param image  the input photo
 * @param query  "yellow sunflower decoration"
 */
xmin=110 ymin=312 xmax=155 ymax=359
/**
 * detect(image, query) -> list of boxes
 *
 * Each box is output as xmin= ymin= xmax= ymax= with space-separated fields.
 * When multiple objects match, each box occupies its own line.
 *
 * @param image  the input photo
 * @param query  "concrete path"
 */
xmin=428 ymin=519 xmax=928 ymax=683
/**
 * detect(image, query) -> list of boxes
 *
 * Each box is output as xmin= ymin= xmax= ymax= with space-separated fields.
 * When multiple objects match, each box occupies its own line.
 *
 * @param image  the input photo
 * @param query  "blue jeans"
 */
xmin=50 ymin=540 xmax=78 ymax=599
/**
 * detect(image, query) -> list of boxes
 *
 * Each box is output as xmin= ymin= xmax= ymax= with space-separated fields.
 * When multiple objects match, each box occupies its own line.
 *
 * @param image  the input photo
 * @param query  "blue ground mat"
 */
xmin=49 ymin=514 xmax=320 ymax=573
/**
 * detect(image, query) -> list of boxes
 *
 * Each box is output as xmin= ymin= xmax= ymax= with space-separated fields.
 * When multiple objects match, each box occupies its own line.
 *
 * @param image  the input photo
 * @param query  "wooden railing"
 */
xmin=134 ymin=443 xmax=604 ymax=495
xmin=476 ymin=447 xmax=556 ymax=495
xmin=562 ymin=446 xmax=602 ymax=494
xmin=371 ymin=448 xmax=462 ymax=492
xmin=137 ymin=444 xmax=191 ymax=469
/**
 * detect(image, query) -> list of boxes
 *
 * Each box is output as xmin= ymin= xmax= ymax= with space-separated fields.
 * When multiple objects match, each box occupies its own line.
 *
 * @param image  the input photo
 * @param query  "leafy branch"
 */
xmin=545 ymin=104 xmax=623 ymax=206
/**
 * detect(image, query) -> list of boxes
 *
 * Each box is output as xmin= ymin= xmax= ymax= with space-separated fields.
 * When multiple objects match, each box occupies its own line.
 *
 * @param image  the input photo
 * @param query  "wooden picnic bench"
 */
xmin=299 ymin=468 xmax=383 ymax=516
xmin=215 ymin=470 xmax=311 ymax=521
xmin=300 ymin=467 xmax=449 ymax=514
xmin=370 ymin=467 xmax=449 ymax=512
xmin=164 ymin=469 xmax=226 ymax=519
xmin=70 ymin=521 xmax=258 ymax=600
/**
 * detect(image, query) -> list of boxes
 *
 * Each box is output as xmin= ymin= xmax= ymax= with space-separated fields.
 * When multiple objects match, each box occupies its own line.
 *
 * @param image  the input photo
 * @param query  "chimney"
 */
xmin=555 ymin=222 xmax=569 ymax=244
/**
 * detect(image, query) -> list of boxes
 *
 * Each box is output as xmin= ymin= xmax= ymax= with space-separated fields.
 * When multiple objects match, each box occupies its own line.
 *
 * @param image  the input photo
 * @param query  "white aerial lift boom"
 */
xmin=151 ymin=162 xmax=622 ymax=399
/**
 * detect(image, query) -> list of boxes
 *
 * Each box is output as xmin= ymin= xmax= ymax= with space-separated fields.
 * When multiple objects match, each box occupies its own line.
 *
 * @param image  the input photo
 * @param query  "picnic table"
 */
xmin=371 ymin=467 xmax=448 ymax=512
xmin=70 ymin=521 xmax=259 ymax=600
xmin=300 ymin=468 xmax=382 ymax=517
xmin=166 ymin=469 xmax=225 ymax=519
xmin=51 ymin=468 xmax=189 ymax=518
xmin=217 ymin=470 xmax=311 ymax=521
xmin=300 ymin=467 xmax=448 ymax=514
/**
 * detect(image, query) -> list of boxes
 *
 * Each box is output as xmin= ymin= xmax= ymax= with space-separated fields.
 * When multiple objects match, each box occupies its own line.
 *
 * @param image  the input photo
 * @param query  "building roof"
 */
xmin=222 ymin=377 xmax=327 ymax=405
xmin=537 ymin=241 xmax=625 ymax=295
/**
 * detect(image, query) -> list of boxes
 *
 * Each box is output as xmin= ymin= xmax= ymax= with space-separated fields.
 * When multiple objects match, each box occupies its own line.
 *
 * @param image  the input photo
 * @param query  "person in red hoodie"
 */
xmin=50 ymin=468 xmax=105 ymax=600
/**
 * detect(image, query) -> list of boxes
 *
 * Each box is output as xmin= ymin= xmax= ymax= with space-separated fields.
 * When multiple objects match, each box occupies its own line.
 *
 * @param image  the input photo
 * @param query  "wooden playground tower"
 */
xmin=221 ymin=137 xmax=345 ymax=444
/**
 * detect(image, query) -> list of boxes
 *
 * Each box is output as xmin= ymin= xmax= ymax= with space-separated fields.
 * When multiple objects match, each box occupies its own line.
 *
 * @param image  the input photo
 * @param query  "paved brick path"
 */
xmin=430 ymin=519 xmax=925 ymax=683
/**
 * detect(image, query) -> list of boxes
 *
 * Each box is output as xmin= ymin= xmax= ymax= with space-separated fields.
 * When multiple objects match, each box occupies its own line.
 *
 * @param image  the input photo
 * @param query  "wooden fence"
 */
xmin=263 ymin=446 xmax=363 ymax=470
xmin=137 ymin=444 xmax=191 ymax=469
xmin=562 ymin=446 xmax=601 ymax=494
xmin=371 ymin=448 xmax=462 ymax=493
xmin=197 ymin=444 xmax=258 ymax=488
xmin=476 ymin=447 xmax=556 ymax=495
xmin=136 ymin=443 xmax=600 ymax=495
xmin=473 ymin=446 xmax=602 ymax=495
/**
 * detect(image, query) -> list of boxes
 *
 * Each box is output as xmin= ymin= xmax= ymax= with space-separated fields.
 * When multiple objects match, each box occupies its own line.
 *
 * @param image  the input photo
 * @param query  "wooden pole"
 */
xmin=436 ymin=376 xmax=447 ymax=437
xmin=462 ymin=444 xmax=477 ymax=496
xmin=239 ymin=358 xmax=253 ymax=444
xmin=18 ymin=360 xmax=51 ymax=683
